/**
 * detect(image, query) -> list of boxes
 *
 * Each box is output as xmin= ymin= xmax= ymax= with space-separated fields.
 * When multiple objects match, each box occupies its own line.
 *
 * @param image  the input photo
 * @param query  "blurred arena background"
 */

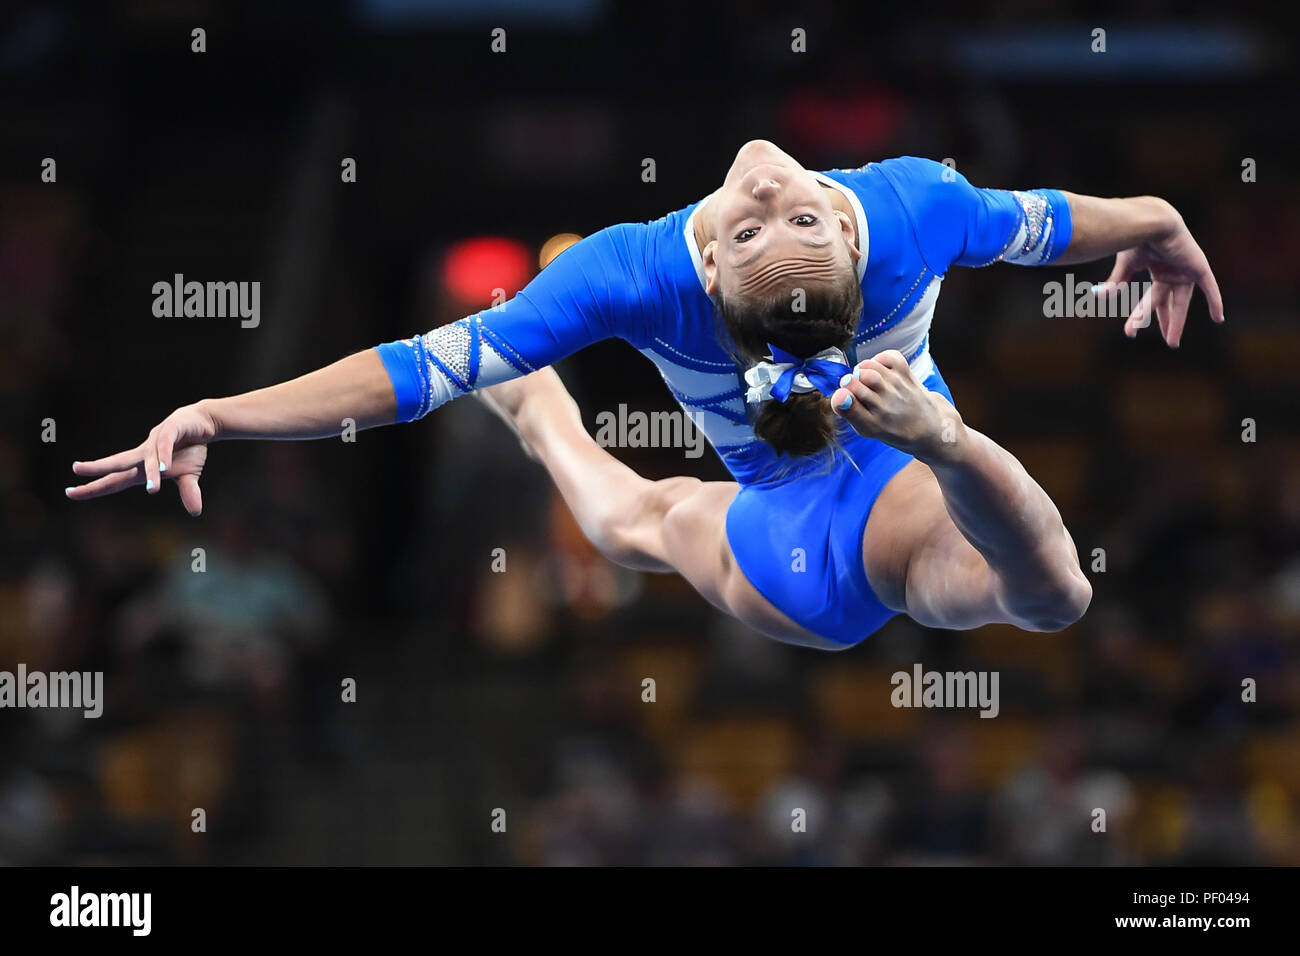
xmin=1 ymin=0 xmax=1297 ymax=865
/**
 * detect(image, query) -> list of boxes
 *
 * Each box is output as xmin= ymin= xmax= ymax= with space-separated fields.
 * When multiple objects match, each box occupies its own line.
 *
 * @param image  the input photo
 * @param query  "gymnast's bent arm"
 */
xmin=1054 ymin=191 xmax=1224 ymax=346
xmin=880 ymin=157 xmax=1223 ymax=348
xmin=67 ymin=223 xmax=659 ymax=515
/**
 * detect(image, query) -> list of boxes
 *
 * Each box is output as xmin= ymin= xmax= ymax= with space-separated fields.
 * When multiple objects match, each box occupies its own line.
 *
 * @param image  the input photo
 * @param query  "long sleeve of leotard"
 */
xmin=374 ymin=222 xmax=661 ymax=422
xmin=870 ymin=156 xmax=1073 ymax=273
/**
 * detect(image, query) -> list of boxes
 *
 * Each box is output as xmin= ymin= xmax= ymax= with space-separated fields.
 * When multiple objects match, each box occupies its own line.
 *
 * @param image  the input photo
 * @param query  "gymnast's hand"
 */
xmin=1093 ymin=202 xmax=1225 ymax=348
xmin=65 ymin=403 xmax=216 ymax=516
xmin=830 ymin=349 xmax=963 ymax=463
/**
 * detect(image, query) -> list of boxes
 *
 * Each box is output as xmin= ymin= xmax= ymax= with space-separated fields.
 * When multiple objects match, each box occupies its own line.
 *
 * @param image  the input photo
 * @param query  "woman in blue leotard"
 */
xmin=67 ymin=140 xmax=1225 ymax=649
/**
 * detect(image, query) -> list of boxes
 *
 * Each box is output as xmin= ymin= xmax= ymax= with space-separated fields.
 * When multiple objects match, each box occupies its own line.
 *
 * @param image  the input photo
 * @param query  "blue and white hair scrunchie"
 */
xmin=743 ymin=344 xmax=852 ymax=404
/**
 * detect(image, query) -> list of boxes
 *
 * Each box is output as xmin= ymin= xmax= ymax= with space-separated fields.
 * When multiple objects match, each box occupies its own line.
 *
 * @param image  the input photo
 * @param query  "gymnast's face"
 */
xmin=702 ymin=140 xmax=861 ymax=300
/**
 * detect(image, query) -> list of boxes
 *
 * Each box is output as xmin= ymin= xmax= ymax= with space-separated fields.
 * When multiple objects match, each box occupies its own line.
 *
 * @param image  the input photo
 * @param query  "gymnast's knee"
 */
xmin=1009 ymin=569 xmax=1093 ymax=632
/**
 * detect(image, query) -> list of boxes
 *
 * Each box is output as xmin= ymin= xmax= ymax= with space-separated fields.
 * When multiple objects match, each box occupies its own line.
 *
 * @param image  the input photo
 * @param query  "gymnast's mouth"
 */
xmin=729 ymin=140 xmax=798 ymax=178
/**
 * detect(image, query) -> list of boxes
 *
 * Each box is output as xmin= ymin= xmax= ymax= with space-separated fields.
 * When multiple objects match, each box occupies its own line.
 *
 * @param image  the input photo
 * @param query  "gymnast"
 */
xmin=66 ymin=141 xmax=1224 ymax=650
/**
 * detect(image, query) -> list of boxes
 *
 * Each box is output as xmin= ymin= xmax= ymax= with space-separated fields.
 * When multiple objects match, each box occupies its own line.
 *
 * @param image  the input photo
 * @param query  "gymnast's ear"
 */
xmin=701 ymin=239 xmax=720 ymax=296
xmin=835 ymin=210 xmax=862 ymax=261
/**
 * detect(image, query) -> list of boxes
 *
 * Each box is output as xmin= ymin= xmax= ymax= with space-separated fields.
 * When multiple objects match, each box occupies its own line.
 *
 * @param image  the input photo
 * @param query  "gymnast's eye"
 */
xmin=792 ymin=214 xmax=817 ymax=226
xmin=735 ymin=227 xmax=759 ymax=242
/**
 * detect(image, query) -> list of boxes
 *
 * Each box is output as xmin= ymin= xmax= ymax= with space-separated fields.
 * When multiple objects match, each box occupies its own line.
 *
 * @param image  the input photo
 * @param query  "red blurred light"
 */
xmin=441 ymin=237 xmax=532 ymax=307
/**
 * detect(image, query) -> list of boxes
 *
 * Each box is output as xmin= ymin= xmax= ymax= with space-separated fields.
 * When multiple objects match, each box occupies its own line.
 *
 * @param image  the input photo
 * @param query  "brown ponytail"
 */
xmin=717 ymin=278 xmax=863 ymax=457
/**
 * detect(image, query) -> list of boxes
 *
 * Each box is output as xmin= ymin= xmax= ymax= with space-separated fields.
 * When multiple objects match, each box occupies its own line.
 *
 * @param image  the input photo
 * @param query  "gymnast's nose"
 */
xmin=752 ymin=177 xmax=781 ymax=200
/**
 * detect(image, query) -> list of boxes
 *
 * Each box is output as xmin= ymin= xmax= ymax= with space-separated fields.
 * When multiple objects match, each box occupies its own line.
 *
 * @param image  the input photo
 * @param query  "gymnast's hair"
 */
xmin=716 ymin=276 xmax=863 ymax=457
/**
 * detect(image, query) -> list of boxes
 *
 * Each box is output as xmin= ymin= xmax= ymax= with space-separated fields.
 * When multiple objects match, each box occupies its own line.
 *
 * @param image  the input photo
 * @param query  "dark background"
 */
xmin=1 ymin=0 xmax=1297 ymax=864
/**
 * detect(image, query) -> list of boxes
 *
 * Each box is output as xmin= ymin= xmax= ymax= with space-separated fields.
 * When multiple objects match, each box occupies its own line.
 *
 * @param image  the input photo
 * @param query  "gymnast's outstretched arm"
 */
xmin=67 ymin=224 xmax=661 ymax=515
xmin=66 ymin=349 xmax=399 ymax=515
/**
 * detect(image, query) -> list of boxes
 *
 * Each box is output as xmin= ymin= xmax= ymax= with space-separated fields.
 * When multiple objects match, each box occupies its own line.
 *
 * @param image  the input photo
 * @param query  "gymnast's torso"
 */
xmin=370 ymin=157 xmax=1071 ymax=643
xmin=379 ymin=156 xmax=1071 ymax=493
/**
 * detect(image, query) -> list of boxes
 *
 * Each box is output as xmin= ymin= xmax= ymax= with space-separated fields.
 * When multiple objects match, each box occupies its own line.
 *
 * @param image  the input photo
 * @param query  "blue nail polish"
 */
xmin=159 ymin=461 xmax=167 ymax=473
xmin=838 ymin=394 xmax=853 ymax=410
xmin=64 ymin=487 xmax=73 ymax=495
xmin=839 ymin=373 xmax=853 ymax=388
xmin=145 ymin=479 xmax=154 ymax=491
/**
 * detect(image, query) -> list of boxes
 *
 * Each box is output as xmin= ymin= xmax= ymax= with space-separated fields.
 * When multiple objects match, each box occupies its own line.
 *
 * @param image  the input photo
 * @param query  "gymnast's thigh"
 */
xmin=661 ymin=482 xmax=846 ymax=650
xmin=659 ymin=481 xmax=739 ymax=612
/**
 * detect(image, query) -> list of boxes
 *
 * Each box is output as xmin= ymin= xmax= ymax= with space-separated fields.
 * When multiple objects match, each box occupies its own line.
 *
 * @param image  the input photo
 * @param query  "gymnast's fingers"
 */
xmin=73 ymin=445 xmax=146 ymax=479
xmin=1124 ymin=286 xmax=1153 ymax=338
xmin=1198 ymin=264 xmax=1225 ymax=323
xmin=1106 ymin=248 xmax=1142 ymax=289
xmin=141 ymin=429 xmax=164 ymax=495
xmin=1153 ymin=283 xmax=1180 ymax=348
xmin=65 ymin=467 xmax=143 ymax=500
xmin=154 ymin=425 xmax=178 ymax=480
xmin=1163 ymin=284 xmax=1193 ymax=348
xmin=176 ymin=473 xmax=203 ymax=517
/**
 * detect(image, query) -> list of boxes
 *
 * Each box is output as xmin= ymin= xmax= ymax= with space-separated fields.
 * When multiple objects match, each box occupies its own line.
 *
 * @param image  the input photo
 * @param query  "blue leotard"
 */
xmin=376 ymin=157 xmax=1072 ymax=645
